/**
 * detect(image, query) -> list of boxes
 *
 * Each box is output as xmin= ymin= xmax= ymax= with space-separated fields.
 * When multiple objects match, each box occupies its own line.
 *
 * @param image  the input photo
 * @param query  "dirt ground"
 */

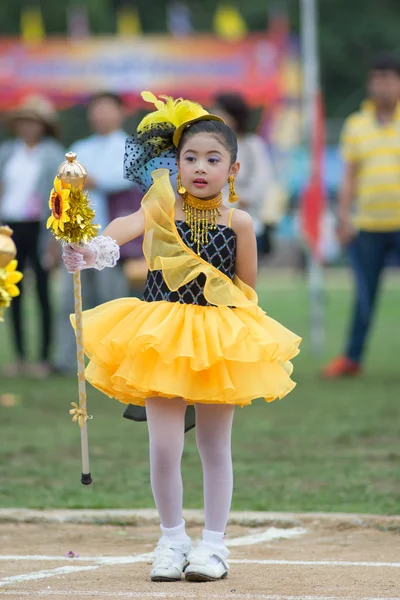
xmin=1 ymin=518 xmax=399 ymax=599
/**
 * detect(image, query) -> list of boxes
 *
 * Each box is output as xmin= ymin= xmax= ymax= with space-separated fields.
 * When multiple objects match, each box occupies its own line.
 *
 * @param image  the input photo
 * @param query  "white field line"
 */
xmin=0 ymin=555 xmax=153 ymax=563
xmin=1 ymin=555 xmax=400 ymax=588
xmin=1 ymin=556 xmax=400 ymax=569
xmin=1 ymin=525 xmax=399 ymax=589
xmin=0 ymin=554 xmax=151 ymax=587
xmin=2 ymin=592 xmax=400 ymax=600
xmin=0 ymin=526 xmax=306 ymax=583
xmin=226 ymin=526 xmax=307 ymax=546
xmin=231 ymin=559 xmax=400 ymax=568
xmin=0 ymin=526 xmax=306 ymax=564
xmin=0 ymin=565 xmax=98 ymax=586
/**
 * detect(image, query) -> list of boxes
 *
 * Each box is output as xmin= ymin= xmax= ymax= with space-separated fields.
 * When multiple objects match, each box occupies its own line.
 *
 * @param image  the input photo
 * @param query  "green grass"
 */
xmin=1 ymin=270 xmax=399 ymax=514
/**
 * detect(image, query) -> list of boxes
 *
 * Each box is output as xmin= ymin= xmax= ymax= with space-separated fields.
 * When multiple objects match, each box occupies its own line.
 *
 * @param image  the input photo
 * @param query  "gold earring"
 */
xmin=177 ymin=173 xmax=186 ymax=196
xmin=228 ymin=175 xmax=238 ymax=204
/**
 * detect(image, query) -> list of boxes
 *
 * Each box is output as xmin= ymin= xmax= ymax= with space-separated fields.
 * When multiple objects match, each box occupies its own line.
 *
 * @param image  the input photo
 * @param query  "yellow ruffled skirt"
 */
xmin=73 ymin=297 xmax=301 ymax=407
xmin=72 ymin=169 xmax=301 ymax=407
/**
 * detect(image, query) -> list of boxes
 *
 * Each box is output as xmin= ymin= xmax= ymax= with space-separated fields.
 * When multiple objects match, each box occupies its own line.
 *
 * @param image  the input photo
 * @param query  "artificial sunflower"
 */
xmin=0 ymin=259 xmax=23 ymax=321
xmin=3 ymin=260 xmax=23 ymax=297
xmin=47 ymin=177 xmax=71 ymax=234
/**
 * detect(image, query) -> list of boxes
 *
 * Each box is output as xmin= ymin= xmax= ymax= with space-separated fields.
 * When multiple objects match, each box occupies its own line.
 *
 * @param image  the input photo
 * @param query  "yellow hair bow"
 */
xmin=138 ymin=91 xmax=224 ymax=147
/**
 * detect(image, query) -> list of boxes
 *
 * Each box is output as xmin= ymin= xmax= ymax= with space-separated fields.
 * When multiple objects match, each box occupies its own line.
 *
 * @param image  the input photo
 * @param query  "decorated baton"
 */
xmin=47 ymin=152 xmax=99 ymax=485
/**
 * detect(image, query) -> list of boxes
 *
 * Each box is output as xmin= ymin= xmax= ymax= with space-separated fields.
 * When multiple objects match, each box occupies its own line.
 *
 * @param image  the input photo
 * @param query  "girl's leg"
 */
xmin=185 ymin=402 xmax=235 ymax=581
xmin=195 ymin=402 xmax=235 ymax=533
xmin=146 ymin=396 xmax=191 ymax=581
xmin=146 ymin=396 xmax=188 ymax=529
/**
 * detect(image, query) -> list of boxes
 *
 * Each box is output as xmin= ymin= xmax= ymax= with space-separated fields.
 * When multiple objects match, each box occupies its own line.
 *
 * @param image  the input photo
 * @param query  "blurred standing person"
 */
xmin=323 ymin=56 xmax=400 ymax=378
xmin=0 ymin=96 xmax=65 ymax=377
xmin=54 ymin=92 xmax=140 ymax=374
xmin=107 ymin=186 xmax=146 ymax=298
xmin=213 ymin=93 xmax=276 ymax=258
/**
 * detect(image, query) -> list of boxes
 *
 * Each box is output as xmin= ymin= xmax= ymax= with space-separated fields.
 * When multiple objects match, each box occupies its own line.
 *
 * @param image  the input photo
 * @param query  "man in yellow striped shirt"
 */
xmin=323 ymin=56 xmax=400 ymax=377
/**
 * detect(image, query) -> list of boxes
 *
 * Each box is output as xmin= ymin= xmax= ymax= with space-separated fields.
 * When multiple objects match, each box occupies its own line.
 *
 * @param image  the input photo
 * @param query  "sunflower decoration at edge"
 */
xmin=47 ymin=176 xmax=71 ymax=235
xmin=0 ymin=259 xmax=23 ymax=321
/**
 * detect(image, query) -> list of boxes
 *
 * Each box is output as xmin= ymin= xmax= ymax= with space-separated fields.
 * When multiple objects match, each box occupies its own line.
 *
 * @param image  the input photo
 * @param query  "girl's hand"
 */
xmin=62 ymin=243 xmax=96 ymax=273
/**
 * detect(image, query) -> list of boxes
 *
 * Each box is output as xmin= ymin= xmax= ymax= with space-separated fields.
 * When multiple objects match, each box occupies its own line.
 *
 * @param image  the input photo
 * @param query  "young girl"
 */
xmin=63 ymin=92 xmax=301 ymax=583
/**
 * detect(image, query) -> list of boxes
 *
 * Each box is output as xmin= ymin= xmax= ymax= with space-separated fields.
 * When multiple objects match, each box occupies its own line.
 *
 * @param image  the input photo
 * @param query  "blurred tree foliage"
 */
xmin=1 ymin=0 xmax=400 ymax=117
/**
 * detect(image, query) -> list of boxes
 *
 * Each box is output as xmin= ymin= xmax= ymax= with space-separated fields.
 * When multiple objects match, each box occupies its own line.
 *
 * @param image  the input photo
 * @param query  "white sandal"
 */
xmin=185 ymin=543 xmax=230 ymax=582
xmin=150 ymin=540 xmax=191 ymax=582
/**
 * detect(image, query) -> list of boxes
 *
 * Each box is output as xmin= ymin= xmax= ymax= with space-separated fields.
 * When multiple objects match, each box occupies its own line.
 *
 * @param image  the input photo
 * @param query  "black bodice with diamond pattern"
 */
xmin=143 ymin=220 xmax=237 ymax=306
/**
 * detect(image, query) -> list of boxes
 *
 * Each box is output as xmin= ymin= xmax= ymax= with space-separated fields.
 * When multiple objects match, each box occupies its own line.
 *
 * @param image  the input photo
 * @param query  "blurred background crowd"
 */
xmin=0 ymin=0 xmax=399 ymax=379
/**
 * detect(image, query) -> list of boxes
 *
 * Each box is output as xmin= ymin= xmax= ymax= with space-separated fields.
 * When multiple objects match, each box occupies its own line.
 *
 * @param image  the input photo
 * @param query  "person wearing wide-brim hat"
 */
xmin=0 ymin=95 xmax=65 ymax=378
xmin=6 ymin=95 xmax=60 ymax=139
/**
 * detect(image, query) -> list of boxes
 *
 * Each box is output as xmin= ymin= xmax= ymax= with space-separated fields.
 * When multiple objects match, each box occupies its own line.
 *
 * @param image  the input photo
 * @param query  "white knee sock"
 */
xmin=203 ymin=529 xmax=225 ymax=548
xmin=202 ymin=528 xmax=228 ymax=565
xmin=159 ymin=520 xmax=191 ymax=565
xmin=160 ymin=520 xmax=191 ymax=545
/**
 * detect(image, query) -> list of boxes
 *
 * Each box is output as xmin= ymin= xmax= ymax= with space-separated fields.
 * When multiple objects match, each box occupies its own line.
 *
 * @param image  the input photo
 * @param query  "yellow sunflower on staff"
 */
xmin=47 ymin=177 xmax=71 ymax=234
xmin=3 ymin=260 xmax=23 ymax=297
xmin=0 ymin=259 xmax=23 ymax=321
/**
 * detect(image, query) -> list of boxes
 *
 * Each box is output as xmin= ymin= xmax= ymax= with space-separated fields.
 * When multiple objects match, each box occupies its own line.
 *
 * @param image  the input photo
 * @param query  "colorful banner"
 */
xmin=0 ymin=34 xmax=300 ymax=110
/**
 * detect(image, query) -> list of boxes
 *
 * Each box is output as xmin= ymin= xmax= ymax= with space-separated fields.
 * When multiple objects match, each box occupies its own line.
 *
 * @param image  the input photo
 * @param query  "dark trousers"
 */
xmin=345 ymin=230 xmax=400 ymax=363
xmin=8 ymin=221 xmax=52 ymax=362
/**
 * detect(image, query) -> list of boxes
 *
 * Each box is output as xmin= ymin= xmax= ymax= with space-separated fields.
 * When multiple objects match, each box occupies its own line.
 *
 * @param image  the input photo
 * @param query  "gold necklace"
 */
xmin=182 ymin=192 xmax=222 ymax=254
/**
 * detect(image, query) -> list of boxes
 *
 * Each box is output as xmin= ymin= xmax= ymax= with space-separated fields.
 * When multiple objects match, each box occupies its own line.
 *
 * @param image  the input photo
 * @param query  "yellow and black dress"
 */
xmin=73 ymin=169 xmax=301 ymax=407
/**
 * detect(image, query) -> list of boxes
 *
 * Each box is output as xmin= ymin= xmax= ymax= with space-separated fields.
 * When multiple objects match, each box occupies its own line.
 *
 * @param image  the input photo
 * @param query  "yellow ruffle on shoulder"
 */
xmin=72 ymin=169 xmax=301 ymax=407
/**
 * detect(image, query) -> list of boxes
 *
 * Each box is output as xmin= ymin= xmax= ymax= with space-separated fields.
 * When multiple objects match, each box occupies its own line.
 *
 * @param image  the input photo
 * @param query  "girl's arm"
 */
xmin=231 ymin=209 xmax=258 ymax=289
xmin=102 ymin=207 xmax=145 ymax=246
xmin=62 ymin=208 xmax=145 ymax=272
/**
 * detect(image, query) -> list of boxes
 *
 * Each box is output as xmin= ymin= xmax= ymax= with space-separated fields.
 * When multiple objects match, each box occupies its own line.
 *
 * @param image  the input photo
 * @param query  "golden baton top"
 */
xmin=47 ymin=152 xmax=99 ymax=245
xmin=57 ymin=152 xmax=88 ymax=190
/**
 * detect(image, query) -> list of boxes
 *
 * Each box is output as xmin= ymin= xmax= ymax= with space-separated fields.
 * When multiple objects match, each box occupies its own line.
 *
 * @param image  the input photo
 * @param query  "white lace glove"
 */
xmin=62 ymin=236 xmax=120 ymax=274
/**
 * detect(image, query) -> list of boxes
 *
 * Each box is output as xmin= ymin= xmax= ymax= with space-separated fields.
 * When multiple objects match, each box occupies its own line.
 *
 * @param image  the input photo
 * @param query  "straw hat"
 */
xmin=7 ymin=95 xmax=60 ymax=137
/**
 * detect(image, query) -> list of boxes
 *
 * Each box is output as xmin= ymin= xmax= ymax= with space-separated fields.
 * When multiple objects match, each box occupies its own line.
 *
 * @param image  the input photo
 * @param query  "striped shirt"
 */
xmin=341 ymin=101 xmax=400 ymax=231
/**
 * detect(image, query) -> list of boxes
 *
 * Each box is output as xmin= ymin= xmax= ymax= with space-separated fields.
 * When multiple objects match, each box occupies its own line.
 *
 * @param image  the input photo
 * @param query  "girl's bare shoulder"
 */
xmin=230 ymin=208 xmax=254 ymax=232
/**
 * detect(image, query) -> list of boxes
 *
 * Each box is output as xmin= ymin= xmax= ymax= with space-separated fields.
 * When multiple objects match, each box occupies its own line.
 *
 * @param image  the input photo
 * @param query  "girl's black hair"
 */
xmin=177 ymin=119 xmax=238 ymax=164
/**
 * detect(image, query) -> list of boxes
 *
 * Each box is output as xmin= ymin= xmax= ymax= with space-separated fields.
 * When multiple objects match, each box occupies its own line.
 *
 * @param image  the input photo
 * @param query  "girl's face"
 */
xmin=178 ymin=132 xmax=239 ymax=199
